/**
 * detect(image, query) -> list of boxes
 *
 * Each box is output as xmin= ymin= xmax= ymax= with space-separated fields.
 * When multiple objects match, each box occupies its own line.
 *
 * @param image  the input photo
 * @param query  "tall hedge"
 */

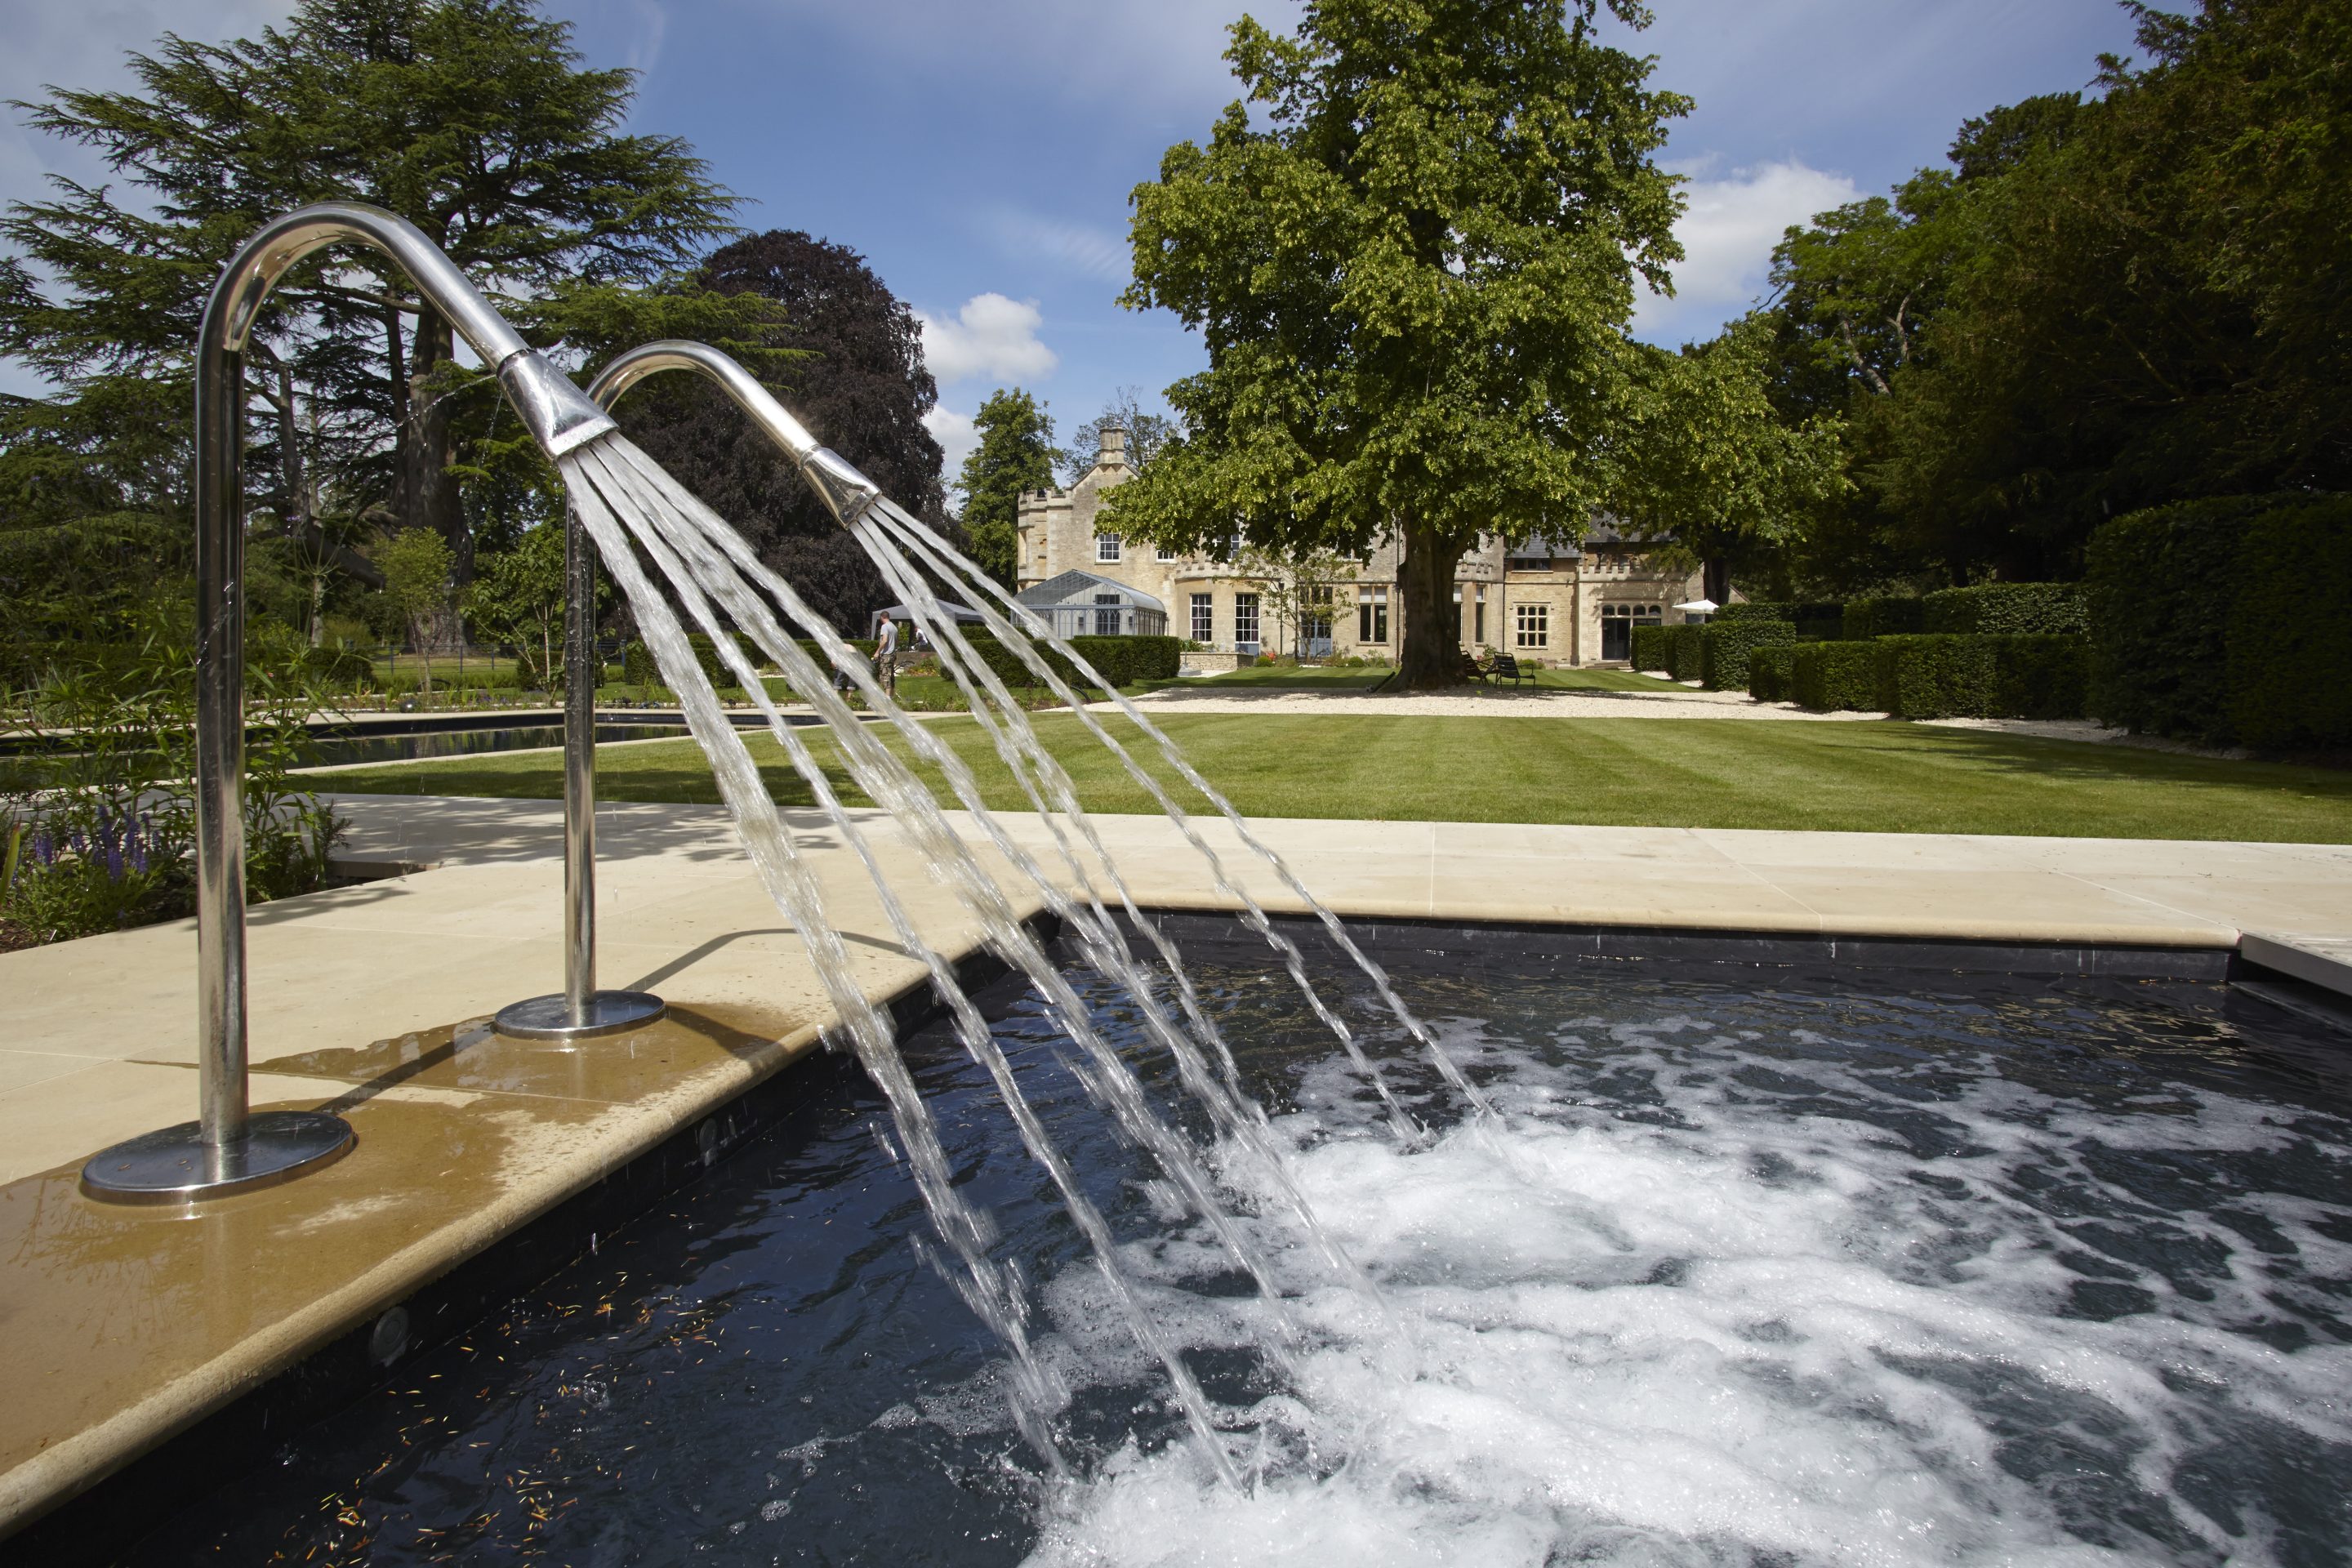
xmin=1718 ymin=599 xmax=1846 ymax=640
xmin=1793 ymin=603 xmax=1845 ymax=642
xmin=1792 ymin=642 xmax=1881 ymax=711
xmin=2226 ymin=498 xmax=2352 ymax=751
xmin=1748 ymin=645 xmax=1796 ymax=702
xmin=2085 ymin=492 xmax=2350 ymax=749
xmin=1700 ymin=619 xmax=1795 ymax=691
xmin=1630 ymin=624 xmax=1673 ymax=672
xmin=1844 ymin=597 xmax=1924 ymax=639
xmin=1873 ymin=634 xmax=2087 ymax=719
xmin=951 ymin=632 xmax=1179 ymax=692
xmin=1066 ymin=634 xmax=1182 ymax=686
xmin=1667 ymin=624 xmax=1707 ymax=681
xmin=1923 ymin=581 xmax=2087 ymax=636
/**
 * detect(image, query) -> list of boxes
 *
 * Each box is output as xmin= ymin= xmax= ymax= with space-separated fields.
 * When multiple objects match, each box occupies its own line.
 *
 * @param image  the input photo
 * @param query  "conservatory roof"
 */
xmin=1014 ymin=569 xmax=1167 ymax=614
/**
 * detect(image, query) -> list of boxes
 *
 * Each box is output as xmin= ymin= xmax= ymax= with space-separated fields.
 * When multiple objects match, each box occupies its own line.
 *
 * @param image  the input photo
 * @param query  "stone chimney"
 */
xmin=1097 ymin=421 xmax=1129 ymax=470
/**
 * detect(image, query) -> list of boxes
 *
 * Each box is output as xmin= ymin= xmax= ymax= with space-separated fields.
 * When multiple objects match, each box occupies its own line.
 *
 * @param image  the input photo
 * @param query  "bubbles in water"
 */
xmin=1021 ymin=1001 xmax=2352 ymax=1568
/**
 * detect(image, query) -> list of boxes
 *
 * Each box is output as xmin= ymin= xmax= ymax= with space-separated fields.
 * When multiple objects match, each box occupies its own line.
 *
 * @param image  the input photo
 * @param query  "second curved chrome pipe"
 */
xmin=586 ymin=341 xmax=880 ymax=527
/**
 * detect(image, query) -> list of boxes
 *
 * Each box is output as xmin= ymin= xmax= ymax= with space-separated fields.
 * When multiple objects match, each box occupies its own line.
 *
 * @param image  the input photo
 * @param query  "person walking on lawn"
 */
xmin=875 ymin=611 xmax=899 ymax=700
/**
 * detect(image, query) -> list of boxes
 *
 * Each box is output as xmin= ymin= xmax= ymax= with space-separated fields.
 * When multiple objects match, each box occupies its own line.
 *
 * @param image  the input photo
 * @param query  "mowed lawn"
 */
xmin=315 ymin=713 xmax=2352 ymax=843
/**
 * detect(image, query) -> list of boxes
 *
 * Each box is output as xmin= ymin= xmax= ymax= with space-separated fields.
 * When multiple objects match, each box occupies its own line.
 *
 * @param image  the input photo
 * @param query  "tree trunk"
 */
xmin=399 ymin=303 xmax=472 ymax=582
xmin=1396 ymin=521 xmax=1469 ymax=689
xmin=1703 ymin=559 xmax=1730 ymax=607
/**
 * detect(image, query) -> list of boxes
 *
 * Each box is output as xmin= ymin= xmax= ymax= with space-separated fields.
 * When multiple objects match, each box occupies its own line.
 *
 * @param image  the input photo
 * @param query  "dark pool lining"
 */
xmin=2 ymin=911 xmax=2268 ymax=1568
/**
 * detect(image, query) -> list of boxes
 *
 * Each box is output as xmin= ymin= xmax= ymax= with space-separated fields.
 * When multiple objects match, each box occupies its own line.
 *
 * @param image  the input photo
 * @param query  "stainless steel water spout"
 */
xmin=585 ymin=341 xmax=880 ymax=525
xmin=81 ymin=203 xmax=658 ymax=1204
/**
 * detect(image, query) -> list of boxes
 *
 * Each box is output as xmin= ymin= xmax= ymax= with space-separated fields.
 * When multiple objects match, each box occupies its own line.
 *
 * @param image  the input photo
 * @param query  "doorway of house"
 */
xmin=1600 ymin=603 xmax=1665 ymax=661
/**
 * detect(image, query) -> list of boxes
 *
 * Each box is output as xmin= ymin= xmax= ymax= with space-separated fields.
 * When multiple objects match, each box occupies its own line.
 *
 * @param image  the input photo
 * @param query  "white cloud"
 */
xmin=917 ymin=293 xmax=1058 ymax=385
xmin=924 ymin=406 xmax=978 ymax=492
xmin=1634 ymin=158 xmax=1861 ymax=345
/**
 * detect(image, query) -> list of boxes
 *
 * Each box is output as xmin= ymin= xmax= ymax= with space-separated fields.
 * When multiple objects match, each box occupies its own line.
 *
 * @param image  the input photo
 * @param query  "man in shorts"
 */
xmin=874 ymin=610 xmax=899 ymax=700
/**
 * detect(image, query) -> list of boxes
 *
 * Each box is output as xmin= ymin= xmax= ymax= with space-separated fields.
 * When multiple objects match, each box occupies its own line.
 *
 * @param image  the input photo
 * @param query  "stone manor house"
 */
xmin=1013 ymin=425 xmax=1707 ymax=666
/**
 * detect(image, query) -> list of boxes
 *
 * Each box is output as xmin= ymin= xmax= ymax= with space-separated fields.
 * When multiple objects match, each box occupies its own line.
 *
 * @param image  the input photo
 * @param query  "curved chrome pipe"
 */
xmin=587 ymin=340 xmax=880 ymax=525
xmin=86 ymin=203 xmax=630 ymax=1203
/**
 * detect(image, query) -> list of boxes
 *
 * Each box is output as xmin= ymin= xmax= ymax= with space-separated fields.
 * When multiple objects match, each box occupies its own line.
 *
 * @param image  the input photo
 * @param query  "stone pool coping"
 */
xmin=2 ymin=795 xmax=2349 ymax=1556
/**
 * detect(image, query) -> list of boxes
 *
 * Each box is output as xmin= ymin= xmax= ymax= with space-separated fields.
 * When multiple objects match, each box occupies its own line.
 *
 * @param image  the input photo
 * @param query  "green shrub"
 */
xmin=1666 ymin=624 xmax=1707 ymax=681
xmin=301 ymin=645 xmax=375 ymax=688
xmin=1922 ymin=581 xmax=2087 ymax=636
xmin=1793 ymin=602 xmax=1846 ymax=642
xmin=2227 ymin=497 xmax=2352 ymax=751
xmin=1844 ymin=597 xmax=1924 ymax=639
xmin=1872 ymin=634 xmax=2089 ymax=719
xmin=2085 ymin=499 xmax=2252 ymax=743
xmin=1064 ymin=634 xmax=1182 ymax=686
xmin=1994 ymin=635 xmax=2092 ymax=720
xmin=1791 ymin=641 xmax=1882 ymax=711
xmin=2083 ymin=492 xmax=2344 ymax=746
xmin=3 ymin=625 xmax=339 ymax=946
xmin=1630 ymin=624 xmax=1674 ymax=672
xmin=1748 ymin=645 xmax=1796 ymax=702
xmin=960 ymin=632 xmax=1080 ymax=691
xmin=1712 ymin=601 xmax=1793 ymax=624
xmin=1872 ymin=635 xmax=1997 ymax=717
xmin=1699 ymin=619 xmax=1795 ymax=691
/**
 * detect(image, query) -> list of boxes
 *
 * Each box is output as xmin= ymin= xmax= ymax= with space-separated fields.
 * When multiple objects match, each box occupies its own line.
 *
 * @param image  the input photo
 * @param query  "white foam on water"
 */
xmin=1019 ymin=1031 xmax=2352 ymax=1567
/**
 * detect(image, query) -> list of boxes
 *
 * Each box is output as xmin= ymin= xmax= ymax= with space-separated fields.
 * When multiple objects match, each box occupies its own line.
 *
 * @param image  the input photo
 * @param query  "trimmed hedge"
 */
xmin=1792 ymin=642 xmax=1882 ymax=711
xmin=1631 ymin=624 xmax=1674 ymax=672
xmin=1872 ymin=634 xmax=2087 ymax=719
xmin=945 ymin=633 xmax=1178 ymax=692
xmin=1748 ymin=645 xmax=1796 ymax=702
xmin=1922 ymin=581 xmax=2087 ymax=636
xmin=2087 ymin=492 xmax=2352 ymax=749
xmin=1844 ymin=597 xmax=1924 ymax=639
xmin=1793 ymin=602 xmax=1846 ymax=642
xmin=1666 ymin=624 xmax=1707 ymax=681
xmin=2084 ymin=497 xmax=2262 ymax=743
xmin=2227 ymin=499 xmax=2352 ymax=751
xmin=1700 ymin=619 xmax=1795 ymax=691
xmin=1067 ymin=634 xmax=1182 ymax=686
xmin=1715 ymin=599 xmax=1846 ymax=640
xmin=1793 ymin=634 xmax=2090 ymax=718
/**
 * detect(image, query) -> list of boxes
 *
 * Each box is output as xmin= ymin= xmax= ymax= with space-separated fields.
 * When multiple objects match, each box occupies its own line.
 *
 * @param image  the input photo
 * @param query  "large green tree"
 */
xmin=0 ymin=0 xmax=747 ymax=593
xmin=1108 ymin=0 xmax=1687 ymax=687
xmin=958 ymin=388 xmax=1057 ymax=588
xmin=1614 ymin=319 xmax=1847 ymax=603
xmin=1762 ymin=0 xmax=2352 ymax=586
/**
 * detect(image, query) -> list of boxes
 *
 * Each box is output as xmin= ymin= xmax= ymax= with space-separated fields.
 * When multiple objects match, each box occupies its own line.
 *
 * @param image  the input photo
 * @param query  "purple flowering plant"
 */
xmin=2 ymin=615 xmax=343 ymax=945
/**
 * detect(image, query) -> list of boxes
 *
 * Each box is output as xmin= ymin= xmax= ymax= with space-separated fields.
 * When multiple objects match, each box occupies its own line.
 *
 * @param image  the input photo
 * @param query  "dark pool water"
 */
xmin=305 ymin=724 xmax=690 ymax=769
xmin=127 ymin=944 xmax=2352 ymax=1567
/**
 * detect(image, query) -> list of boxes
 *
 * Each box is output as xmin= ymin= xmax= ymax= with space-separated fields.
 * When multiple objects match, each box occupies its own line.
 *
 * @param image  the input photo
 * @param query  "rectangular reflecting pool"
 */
xmin=304 ymin=722 xmax=690 ymax=768
xmin=122 ymin=933 xmax=2352 ymax=1566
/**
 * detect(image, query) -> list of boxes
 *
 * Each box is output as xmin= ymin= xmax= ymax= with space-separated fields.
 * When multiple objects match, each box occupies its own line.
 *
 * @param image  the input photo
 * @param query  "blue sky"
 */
xmin=3 ymin=0 xmax=2141 ymax=490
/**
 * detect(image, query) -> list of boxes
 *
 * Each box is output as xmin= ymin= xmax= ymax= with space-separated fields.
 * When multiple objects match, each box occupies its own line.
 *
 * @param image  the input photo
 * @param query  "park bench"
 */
xmin=1481 ymin=653 xmax=1535 ymax=689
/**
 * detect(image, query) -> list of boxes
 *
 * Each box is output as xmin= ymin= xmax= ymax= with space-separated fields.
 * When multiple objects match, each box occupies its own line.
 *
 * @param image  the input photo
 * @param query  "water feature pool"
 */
xmin=126 ymin=933 xmax=2352 ymax=1566
xmin=302 ymin=722 xmax=688 ymax=769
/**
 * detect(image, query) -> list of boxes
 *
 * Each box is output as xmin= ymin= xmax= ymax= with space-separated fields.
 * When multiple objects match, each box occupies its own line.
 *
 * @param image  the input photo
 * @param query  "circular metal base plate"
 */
xmin=81 ymin=1111 xmax=355 ymax=1204
xmin=492 ymin=990 xmax=666 ymax=1041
